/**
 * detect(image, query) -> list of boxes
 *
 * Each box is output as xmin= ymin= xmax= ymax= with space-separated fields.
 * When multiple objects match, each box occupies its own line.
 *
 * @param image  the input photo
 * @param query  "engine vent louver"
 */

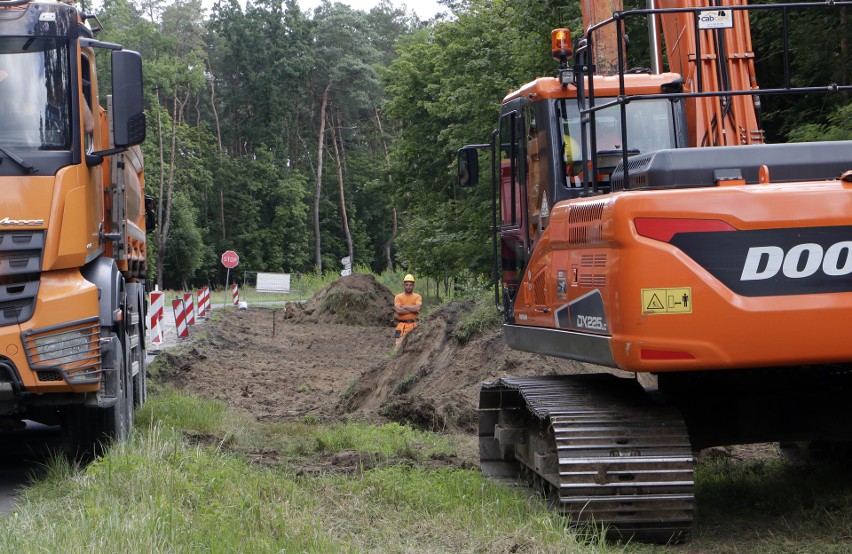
xmin=611 ymin=156 xmax=654 ymax=191
xmin=567 ymin=201 xmax=607 ymax=245
xmin=533 ymin=270 xmax=547 ymax=306
xmin=579 ymin=255 xmax=607 ymax=288
xmin=580 ymin=254 xmax=607 ymax=268
xmin=579 ymin=274 xmax=607 ymax=288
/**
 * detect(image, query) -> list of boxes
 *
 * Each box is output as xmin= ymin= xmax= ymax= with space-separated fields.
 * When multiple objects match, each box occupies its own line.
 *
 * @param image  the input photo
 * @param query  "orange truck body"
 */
xmin=0 ymin=0 xmax=148 ymax=445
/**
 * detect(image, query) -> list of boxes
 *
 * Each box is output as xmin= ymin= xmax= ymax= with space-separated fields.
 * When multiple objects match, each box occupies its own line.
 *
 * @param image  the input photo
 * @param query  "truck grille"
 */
xmin=0 ymin=281 xmax=39 ymax=326
xmin=37 ymin=370 xmax=64 ymax=382
xmin=0 ymin=231 xmax=45 ymax=276
xmin=0 ymin=231 xmax=44 ymax=326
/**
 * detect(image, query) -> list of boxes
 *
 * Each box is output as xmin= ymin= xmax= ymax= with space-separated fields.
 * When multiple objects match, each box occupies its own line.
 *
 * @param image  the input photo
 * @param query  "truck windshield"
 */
xmin=0 ymin=37 xmax=72 ymax=151
xmin=562 ymin=98 xmax=675 ymax=166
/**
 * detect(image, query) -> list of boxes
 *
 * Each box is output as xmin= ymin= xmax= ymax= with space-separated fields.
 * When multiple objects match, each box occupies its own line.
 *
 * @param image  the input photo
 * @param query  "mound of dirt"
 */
xmin=340 ymin=302 xmax=592 ymax=433
xmin=285 ymin=273 xmax=395 ymax=327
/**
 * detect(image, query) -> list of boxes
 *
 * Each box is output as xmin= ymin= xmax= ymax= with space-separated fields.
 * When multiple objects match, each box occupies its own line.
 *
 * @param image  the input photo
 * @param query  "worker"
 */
xmin=393 ymin=274 xmax=422 ymax=348
xmin=563 ymin=125 xmax=583 ymax=180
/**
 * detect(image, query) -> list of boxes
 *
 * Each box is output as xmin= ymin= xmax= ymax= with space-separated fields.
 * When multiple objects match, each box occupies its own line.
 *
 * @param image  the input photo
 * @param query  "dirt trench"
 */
xmin=157 ymin=274 xmax=578 ymax=430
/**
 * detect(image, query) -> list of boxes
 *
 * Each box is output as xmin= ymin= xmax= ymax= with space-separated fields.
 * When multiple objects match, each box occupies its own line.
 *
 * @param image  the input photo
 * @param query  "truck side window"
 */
xmin=80 ymin=55 xmax=94 ymax=153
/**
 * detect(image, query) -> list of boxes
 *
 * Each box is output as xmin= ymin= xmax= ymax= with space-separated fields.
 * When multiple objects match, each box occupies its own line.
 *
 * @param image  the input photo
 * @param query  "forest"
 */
xmin=87 ymin=0 xmax=851 ymax=290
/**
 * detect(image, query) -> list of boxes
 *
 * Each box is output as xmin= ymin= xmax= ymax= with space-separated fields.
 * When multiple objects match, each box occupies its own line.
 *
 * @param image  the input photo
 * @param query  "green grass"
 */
xmin=139 ymin=385 xmax=458 ymax=463
xmin=688 ymin=456 xmax=852 ymax=552
xmin=10 ymin=362 xmax=851 ymax=553
xmin=0 ymin=388 xmax=624 ymax=553
xmin=456 ymin=293 xmax=502 ymax=344
xmin=9 ymin=384 xmax=852 ymax=552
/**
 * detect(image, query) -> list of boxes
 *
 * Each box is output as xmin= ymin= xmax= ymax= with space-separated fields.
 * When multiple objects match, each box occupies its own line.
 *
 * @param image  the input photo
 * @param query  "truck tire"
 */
xmin=99 ymin=331 xmax=129 ymax=442
xmin=124 ymin=327 xmax=135 ymax=432
xmin=132 ymin=315 xmax=147 ymax=407
xmin=62 ymin=405 xmax=100 ymax=461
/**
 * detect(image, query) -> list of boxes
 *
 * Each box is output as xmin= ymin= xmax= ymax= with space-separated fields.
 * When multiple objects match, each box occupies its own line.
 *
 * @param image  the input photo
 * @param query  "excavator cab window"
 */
xmin=524 ymin=106 xmax=549 ymax=240
xmin=559 ymin=98 xmax=678 ymax=191
xmin=497 ymin=109 xmax=529 ymax=311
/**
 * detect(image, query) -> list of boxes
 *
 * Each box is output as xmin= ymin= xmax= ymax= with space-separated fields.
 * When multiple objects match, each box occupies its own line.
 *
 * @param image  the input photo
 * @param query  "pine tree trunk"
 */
xmin=156 ymin=95 xmax=165 ymax=288
xmin=208 ymin=62 xmax=223 ymax=152
xmin=385 ymin=208 xmax=396 ymax=271
xmin=842 ymin=8 xmax=848 ymax=86
xmin=374 ymin=108 xmax=396 ymax=271
xmin=330 ymin=114 xmax=354 ymax=266
xmin=314 ymin=81 xmax=332 ymax=275
xmin=157 ymin=88 xmax=181 ymax=288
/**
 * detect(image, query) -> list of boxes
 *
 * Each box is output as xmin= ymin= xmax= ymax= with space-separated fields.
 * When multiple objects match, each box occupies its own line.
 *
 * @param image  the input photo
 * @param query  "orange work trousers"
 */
xmin=394 ymin=321 xmax=418 ymax=348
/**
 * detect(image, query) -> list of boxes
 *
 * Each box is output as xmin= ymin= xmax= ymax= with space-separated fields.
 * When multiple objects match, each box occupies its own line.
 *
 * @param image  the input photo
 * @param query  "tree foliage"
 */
xmin=92 ymin=0 xmax=848 ymax=290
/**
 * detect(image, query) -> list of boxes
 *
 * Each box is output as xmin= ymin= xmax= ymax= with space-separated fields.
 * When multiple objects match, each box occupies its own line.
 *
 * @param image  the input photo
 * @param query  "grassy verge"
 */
xmin=0 ymin=387 xmax=627 ymax=553
xmin=689 ymin=455 xmax=852 ymax=552
xmin=456 ymin=293 xmax=502 ymax=344
xmin=5 ymin=385 xmax=851 ymax=552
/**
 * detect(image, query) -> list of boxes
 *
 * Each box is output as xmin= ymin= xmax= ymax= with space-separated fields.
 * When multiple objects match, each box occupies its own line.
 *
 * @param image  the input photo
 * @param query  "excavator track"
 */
xmin=479 ymin=374 xmax=694 ymax=543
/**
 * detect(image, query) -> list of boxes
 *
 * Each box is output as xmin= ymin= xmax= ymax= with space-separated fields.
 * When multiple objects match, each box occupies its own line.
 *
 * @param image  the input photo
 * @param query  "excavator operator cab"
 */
xmin=560 ymin=96 xmax=683 ymax=194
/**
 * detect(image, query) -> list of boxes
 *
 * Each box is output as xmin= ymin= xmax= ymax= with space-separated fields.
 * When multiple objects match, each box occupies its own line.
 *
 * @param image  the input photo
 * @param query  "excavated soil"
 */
xmin=157 ymin=274 xmax=589 ymax=430
xmin=150 ymin=276 xmax=808 ymax=549
xmin=157 ymin=274 xmax=782 ymax=471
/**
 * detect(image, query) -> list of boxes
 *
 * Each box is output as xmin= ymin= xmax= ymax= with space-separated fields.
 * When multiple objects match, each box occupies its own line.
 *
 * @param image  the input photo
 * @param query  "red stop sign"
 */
xmin=221 ymin=250 xmax=240 ymax=268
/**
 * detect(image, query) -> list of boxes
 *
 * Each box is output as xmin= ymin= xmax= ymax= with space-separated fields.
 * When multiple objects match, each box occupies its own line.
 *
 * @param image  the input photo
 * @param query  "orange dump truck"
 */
xmin=0 ymin=0 xmax=149 ymax=453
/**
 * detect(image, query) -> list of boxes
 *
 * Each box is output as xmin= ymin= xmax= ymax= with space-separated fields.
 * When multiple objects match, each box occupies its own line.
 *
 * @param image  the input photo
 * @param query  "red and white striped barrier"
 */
xmin=172 ymin=299 xmax=189 ymax=338
xmin=205 ymin=287 xmax=212 ymax=313
xmin=231 ymin=283 xmax=239 ymax=306
xmin=183 ymin=292 xmax=196 ymax=325
xmin=197 ymin=288 xmax=209 ymax=317
xmin=149 ymin=290 xmax=164 ymax=345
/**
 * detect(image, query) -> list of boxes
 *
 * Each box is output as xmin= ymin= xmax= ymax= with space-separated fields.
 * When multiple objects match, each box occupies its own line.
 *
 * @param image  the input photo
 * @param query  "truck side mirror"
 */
xmin=457 ymin=146 xmax=480 ymax=188
xmin=112 ymin=50 xmax=145 ymax=147
xmin=144 ymin=194 xmax=157 ymax=233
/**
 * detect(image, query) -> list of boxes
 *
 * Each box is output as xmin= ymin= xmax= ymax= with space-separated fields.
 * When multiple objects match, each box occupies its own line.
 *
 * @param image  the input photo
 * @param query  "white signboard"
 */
xmin=256 ymin=272 xmax=291 ymax=293
xmin=340 ymin=268 xmax=352 ymax=277
xmin=698 ymin=9 xmax=733 ymax=29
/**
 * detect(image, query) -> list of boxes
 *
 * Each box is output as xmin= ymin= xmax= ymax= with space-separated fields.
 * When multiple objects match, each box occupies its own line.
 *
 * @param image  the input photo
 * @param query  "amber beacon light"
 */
xmin=551 ymin=28 xmax=573 ymax=62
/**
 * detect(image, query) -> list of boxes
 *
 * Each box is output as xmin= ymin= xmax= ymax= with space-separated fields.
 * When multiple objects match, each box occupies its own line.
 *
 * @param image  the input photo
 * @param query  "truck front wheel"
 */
xmin=98 ymin=331 xmax=131 ymax=443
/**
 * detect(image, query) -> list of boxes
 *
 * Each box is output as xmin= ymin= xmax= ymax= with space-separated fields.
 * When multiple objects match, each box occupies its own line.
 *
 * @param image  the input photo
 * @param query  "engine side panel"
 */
xmin=512 ymin=177 xmax=852 ymax=372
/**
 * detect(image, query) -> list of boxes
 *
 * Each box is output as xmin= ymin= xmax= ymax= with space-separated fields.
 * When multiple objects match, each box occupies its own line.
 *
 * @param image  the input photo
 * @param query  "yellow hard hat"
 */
xmin=403 ymin=274 xmax=415 ymax=283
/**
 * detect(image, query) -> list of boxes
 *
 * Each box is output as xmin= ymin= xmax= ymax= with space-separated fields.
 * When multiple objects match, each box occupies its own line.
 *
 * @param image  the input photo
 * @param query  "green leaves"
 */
xmin=383 ymin=0 xmax=577 ymax=282
xmin=92 ymin=0 xmax=845 ymax=290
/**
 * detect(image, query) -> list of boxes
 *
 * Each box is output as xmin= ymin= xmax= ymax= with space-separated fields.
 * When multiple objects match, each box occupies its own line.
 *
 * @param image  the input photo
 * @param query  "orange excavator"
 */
xmin=0 ymin=0 xmax=149 ymax=455
xmin=459 ymin=0 xmax=852 ymax=542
